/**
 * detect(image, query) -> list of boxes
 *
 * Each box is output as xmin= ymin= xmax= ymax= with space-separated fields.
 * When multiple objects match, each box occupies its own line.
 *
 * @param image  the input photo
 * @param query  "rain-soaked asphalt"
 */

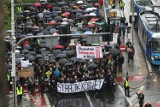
xmin=46 ymin=84 xmax=129 ymax=107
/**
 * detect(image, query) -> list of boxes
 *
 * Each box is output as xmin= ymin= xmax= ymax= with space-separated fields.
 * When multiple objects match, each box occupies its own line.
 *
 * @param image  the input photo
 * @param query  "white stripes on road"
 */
xmin=85 ymin=91 xmax=94 ymax=107
xmin=44 ymin=93 xmax=51 ymax=107
xmin=118 ymin=85 xmax=133 ymax=106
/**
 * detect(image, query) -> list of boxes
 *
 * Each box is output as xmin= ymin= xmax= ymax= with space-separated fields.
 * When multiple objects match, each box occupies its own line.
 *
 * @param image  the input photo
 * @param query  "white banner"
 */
xmin=57 ymin=79 xmax=104 ymax=93
xmin=21 ymin=60 xmax=29 ymax=68
xmin=76 ymin=46 xmax=103 ymax=59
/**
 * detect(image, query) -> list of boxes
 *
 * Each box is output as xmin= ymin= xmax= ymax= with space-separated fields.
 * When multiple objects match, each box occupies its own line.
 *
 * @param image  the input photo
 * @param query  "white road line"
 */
xmin=44 ymin=93 xmax=51 ymax=107
xmin=85 ymin=91 xmax=94 ymax=107
xmin=118 ymin=85 xmax=133 ymax=106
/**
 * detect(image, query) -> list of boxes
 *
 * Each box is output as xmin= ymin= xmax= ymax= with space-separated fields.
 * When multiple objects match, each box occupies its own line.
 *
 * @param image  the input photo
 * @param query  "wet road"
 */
xmin=46 ymin=84 xmax=129 ymax=107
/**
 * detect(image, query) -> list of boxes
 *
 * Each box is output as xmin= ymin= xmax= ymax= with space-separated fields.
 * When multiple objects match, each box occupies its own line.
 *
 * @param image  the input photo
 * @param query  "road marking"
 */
xmin=44 ymin=93 xmax=51 ymax=107
xmin=85 ymin=91 xmax=94 ymax=107
xmin=118 ymin=85 xmax=133 ymax=106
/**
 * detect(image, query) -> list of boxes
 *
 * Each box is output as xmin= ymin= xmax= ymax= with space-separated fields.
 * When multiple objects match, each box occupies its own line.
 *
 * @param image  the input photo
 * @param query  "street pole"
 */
xmin=131 ymin=0 xmax=134 ymax=44
xmin=11 ymin=0 xmax=16 ymax=106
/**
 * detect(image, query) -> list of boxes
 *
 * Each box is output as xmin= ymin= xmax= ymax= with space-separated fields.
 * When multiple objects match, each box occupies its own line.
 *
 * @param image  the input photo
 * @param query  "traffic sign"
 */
xmin=120 ymin=45 xmax=126 ymax=52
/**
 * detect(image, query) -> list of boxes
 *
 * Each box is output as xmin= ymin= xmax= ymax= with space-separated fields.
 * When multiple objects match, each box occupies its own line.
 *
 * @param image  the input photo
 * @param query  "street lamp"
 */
xmin=11 ymin=0 xmax=17 ymax=106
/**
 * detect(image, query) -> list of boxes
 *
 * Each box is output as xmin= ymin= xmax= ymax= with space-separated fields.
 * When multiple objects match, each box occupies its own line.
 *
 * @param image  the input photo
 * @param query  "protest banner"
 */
xmin=76 ymin=46 xmax=103 ymax=59
xmin=18 ymin=68 xmax=34 ymax=78
xmin=57 ymin=79 xmax=104 ymax=93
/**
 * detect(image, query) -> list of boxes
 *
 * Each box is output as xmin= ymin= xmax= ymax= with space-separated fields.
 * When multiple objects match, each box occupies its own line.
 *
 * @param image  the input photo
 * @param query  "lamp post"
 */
xmin=11 ymin=0 xmax=17 ymax=107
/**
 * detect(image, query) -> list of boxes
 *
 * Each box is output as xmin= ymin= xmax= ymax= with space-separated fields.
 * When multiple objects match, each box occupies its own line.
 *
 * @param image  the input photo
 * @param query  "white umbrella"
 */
xmin=15 ymin=50 xmax=20 ymax=54
xmin=62 ymin=18 xmax=68 ymax=21
xmin=86 ymin=8 xmax=93 ymax=11
xmin=89 ymin=13 xmax=96 ymax=16
xmin=77 ymin=0 xmax=84 ymax=4
xmin=61 ymin=21 xmax=68 ymax=25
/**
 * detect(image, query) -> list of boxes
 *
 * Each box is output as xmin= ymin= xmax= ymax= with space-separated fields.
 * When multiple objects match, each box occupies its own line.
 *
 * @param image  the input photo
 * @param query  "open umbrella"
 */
xmin=64 ymin=12 xmax=70 ymax=16
xmin=26 ymin=55 xmax=36 ymax=61
xmin=22 ymin=49 xmax=29 ymax=54
xmin=83 ymin=31 xmax=93 ymax=34
xmin=49 ymin=21 xmax=56 ymax=25
xmin=88 ymin=23 xmax=96 ymax=27
xmin=34 ymin=2 xmax=41 ymax=7
xmin=94 ymin=3 xmax=100 ymax=7
xmin=55 ymin=45 xmax=64 ymax=49
xmin=109 ymin=48 xmax=120 ymax=55
xmin=70 ymin=57 xmax=79 ymax=62
xmin=52 ymin=50 xmax=62 ymax=55
xmin=61 ymin=21 xmax=68 ymax=25
xmin=56 ymin=53 xmax=67 ymax=58
xmin=77 ymin=0 xmax=84 ymax=4
xmin=50 ymin=28 xmax=58 ymax=34
xmin=59 ymin=58 xmax=69 ymax=65
xmin=89 ymin=13 xmax=96 ymax=16
xmin=65 ymin=62 xmax=73 ymax=66
xmin=46 ymin=4 xmax=53 ymax=8
xmin=29 ymin=51 xmax=36 ymax=55
xmin=36 ymin=54 xmax=43 ymax=58
xmin=54 ymin=16 xmax=62 ymax=21
xmin=87 ymin=63 xmax=98 ymax=68
xmin=49 ymin=59 xmax=56 ymax=63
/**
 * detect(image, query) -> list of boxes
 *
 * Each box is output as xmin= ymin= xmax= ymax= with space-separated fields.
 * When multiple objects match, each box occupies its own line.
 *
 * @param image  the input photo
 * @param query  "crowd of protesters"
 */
xmin=4 ymin=0 xmax=135 ymax=93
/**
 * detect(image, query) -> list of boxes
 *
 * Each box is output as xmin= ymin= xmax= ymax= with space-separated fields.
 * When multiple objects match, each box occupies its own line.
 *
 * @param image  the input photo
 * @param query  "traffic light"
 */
xmin=102 ymin=24 xmax=113 ymax=42
xmin=59 ymin=25 xmax=71 ymax=46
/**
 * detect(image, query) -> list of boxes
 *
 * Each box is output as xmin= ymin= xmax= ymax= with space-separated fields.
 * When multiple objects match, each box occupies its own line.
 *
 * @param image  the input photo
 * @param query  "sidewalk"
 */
xmin=115 ymin=0 xmax=148 ymax=89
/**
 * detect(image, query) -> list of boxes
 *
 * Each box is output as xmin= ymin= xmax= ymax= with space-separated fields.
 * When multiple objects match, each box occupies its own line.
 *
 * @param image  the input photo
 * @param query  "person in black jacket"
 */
xmin=136 ymin=91 xmax=144 ymax=107
xmin=144 ymin=101 xmax=152 ymax=107
xmin=117 ymin=53 xmax=124 ymax=72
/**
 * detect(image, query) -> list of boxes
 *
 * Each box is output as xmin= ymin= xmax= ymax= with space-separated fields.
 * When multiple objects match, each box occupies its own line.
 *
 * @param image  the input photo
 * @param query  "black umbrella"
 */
xmin=65 ymin=62 xmax=73 ymax=66
xmin=26 ymin=55 xmax=36 ymax=61
xmin=49 ymin=59 xmax=56 ymax=63
xmin=36 ymin=54 xmax=43 ymax=58
xmin=43 ymin=30 xmax=50 ymax=35
xmin=57 ymin=1 xmax=66 ymax=5
xmin=54 ymin=16 xmax=62 ymax=21
xmin=29 ymin=51 xmax=36 ymax=55
xmin=22 ymin=49 xmax=29 ymax=54
xmin=52 ymin=50 xmax=62 ymax=56
xmin=24 ymin=54 xmax=32 ymax=58
xmin=39 ymin=44 xmax=46 ymax=48
xmin=44 ymin=56 xmax=49 ymax=61
xmin=78 ymin=59 xmax=86 ymax=63
xmin=16 ymin=58 xmax=21 ymax=64
xmin=87 ymin=63 xmax=98 ymax=68
xmin=86 ymin=3 xmax=93 ymax=7
xmin=40 ymin=48 xmax=46 ymax=52
xmin=59 ymin=58 xmax=69 ymax=65
xmin=16 ymin=54 xmax=24 ymax=58
xmin=109 ymin=48 xmax=120 ymax=55
xmin=70 ymin=57 xmax=78 ymax=62
xmin=56 ymin=53 xmax=67 ymax=58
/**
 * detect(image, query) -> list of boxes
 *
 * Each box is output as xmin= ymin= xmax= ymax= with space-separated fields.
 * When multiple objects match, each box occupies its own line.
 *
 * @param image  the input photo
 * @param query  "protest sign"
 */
xmin=76 ymin=46 xmax=103 ymax=59
xmin=57 ymin=79 xmax=104 ymax=93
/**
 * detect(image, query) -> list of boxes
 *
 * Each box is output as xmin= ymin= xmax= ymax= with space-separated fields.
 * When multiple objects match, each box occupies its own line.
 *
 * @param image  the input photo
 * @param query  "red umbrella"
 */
xmin=94 ymin=3 xmax=100 ymax=7
xmin=55 ymin=45 xmax=64 ymax=49
xmin=49 ymin=21 xmax=56 ymax=25
xmin=64 ymin=12 xmax=70 ymax=16
xmin=34 ymin=2 xmax=41 ymax=7
xmin=88 ymin=23 xmax=96 ymax=27
xmin=46 ymin=4 xmax=53 ymax=8
xmin=90 ymin=18 xmax=98 ymax=22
